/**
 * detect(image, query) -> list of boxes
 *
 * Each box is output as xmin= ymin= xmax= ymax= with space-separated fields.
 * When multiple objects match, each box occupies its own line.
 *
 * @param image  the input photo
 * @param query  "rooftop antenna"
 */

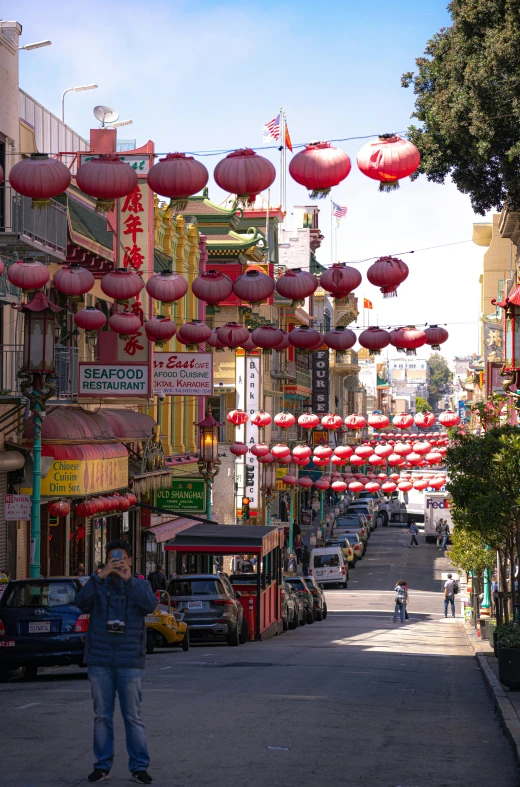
xmin=93 ymin=105 xmax=119 ymax=127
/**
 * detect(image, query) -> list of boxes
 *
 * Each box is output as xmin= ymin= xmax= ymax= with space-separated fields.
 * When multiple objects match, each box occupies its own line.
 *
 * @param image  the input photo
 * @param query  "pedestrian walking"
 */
xmin=237 ymin=554 xmax=254 ymax=573
xmin=75 ymin=539 xmax=158 ymax=785
xmin=147 ymin=564 xmax=167 ymax=593
xmin=393 ymin=580 xmax=408 ymax=623
xmin=302 ymin=545 xmax=311 ymax=576
xmin=295 ymin=536 xmax=302 ymax=563
xmin=444 ymin=573 xmax=457 ymax=618
xmin=409 ymin=520 xmax=419 ymax=548
xmin=284 ymin=553 xmax=298 ymax=575
xmin=438 ymin=519 xmax=450 ymax=551
xmin=491 ymin=574 xmax=499 ymax=616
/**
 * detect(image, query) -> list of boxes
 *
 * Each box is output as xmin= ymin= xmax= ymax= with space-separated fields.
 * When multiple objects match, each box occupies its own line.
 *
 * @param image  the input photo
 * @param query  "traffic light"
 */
xmin=242 ymin=496 xmax=250 ymax=521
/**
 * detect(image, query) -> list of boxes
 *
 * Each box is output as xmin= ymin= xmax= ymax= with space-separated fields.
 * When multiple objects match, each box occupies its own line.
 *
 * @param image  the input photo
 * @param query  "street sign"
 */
xmin=79 ymin=363 xmax=150 ymax=397
xmin=155 ymin=478 xmax=206 ymax=512
xmin=5 ymin=494 xmax=31 ymax=521
xmin=153 ymin=352 xmax=213 ymax=396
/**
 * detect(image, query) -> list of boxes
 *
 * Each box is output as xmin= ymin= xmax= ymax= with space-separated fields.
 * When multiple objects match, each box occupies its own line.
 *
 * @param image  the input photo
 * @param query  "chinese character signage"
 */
xmin=79 ymin=363 xmax=150 ymax=397
xmin=312 ymin=350 xmax=330 ymax=414
xmin=155 ymin=479 xmax=206 ymax=512
xmin=235 ymin=352 xmax=260 ymax=516
xmin=153 ymin=352 xmax=213 ymax=396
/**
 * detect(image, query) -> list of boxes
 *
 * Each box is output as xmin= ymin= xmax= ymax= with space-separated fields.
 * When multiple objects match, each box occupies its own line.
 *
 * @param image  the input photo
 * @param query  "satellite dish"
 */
xmin=93 ymin=105 xmax=119 ymax=126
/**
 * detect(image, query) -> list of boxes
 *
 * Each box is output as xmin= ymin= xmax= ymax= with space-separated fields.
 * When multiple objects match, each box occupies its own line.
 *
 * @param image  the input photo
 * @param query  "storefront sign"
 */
xmin=4 ymin=494 xmax=31 ymax=521
xmin=235 ymin=353 xmax=260 ymax=516
xmin=79 ymin=363 xmax=150 ymax=397
xmin=41 ymin=456 xmax=128 ymax=497
xmin=155 ymin=479 xmax=206 ymax=512
xmin=312 ymin=350 xmax=330 ymax=414
xmin=80 ymin=154 xmax=151 ymax=174
xmin=153 ymin=352 xmax=213 ymax=396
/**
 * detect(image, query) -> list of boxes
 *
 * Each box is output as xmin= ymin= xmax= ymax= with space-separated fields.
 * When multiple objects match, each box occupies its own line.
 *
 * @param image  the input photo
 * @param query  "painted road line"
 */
xmin=14 ymin=702 xmax=41 ymax=710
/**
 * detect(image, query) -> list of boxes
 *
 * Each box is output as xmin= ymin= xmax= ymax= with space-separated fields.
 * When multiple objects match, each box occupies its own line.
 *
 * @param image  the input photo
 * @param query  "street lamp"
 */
xmin=19 ymin=40 xmax=52 ymax=51
xmin=196 ymin=407 xmax=221 ymax=520
xmin=17 ymin=291 xmax=61 ymax=578
xmin=61 ymin=84 xmax=98 ymax=122
xmin=261 ymin=463 xmax=277 ymax=527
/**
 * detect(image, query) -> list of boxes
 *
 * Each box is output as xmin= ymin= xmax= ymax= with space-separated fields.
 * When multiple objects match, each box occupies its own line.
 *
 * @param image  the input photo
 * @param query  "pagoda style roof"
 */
xmin=179 ymin=193 xmax=242 ymax=233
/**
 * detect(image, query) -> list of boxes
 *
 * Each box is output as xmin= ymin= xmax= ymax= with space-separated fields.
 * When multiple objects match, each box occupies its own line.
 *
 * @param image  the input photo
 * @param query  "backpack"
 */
xmin=395 ymin=587 xmax=407 ymax=605
xmin=453 ymin=581 xmax=459 ymax=595
xmin=435 ymin=521 xmax=442 ymax=534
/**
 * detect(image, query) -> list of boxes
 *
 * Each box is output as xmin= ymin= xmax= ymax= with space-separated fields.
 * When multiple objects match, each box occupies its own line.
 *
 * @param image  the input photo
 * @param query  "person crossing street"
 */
xmin=409 ymin=520 xmax=419 ymax=548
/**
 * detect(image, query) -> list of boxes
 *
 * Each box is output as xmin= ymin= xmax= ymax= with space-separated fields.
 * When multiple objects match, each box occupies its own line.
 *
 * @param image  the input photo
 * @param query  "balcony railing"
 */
xmin=271 ymin=357 xmax=311 ymax=390
xmin=1 ymin=345 xmax=78 ymax=401
xmin=0 ymin=186 xmax=67 ymax=260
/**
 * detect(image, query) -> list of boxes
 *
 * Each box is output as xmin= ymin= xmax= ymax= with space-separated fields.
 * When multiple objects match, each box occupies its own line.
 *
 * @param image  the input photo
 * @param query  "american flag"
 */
xmin=262 ymin=114 xmax=280 ymax=143
xmin=332 ymin=202 xmax=348 ymax=219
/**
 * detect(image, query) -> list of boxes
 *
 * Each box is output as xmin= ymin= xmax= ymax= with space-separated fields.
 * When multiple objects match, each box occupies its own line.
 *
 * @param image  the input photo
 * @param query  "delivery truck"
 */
xmin=424 ymin=491 xmax=452 ymax=543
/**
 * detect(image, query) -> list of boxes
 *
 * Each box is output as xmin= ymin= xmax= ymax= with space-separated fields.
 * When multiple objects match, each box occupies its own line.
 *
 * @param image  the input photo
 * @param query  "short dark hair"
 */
xmin=397 ymin=579 xmax=406 ymax=586
xmin=156 ymin=564 xmax=163 ymax=571
xmin=106 ymin=539 xmax=132 ymax=558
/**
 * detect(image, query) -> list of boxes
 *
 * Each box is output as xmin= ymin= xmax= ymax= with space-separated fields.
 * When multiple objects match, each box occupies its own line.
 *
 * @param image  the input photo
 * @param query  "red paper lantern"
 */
xmin=289 ymin=141 xmax=351 ymax=198
xmin=413 ymin=441 xmax=431 ymax=456
xmin=147 ymin=152 xmax=208 ymax=208
xmin=368 ymin=414 xmax=390 ymax=430
xmin=232 ymin=270 xmax=275 ymax=304
xmin=390 ymin=326 xmax=427 ymax=355
xmin=366 ymin=256 xmax=409 ymax=298
xmin=294 ymin=457 xmax=310 ymax=467
xmin=314 ymin=478 xmax=330 ymax=491
xmin=101 ymin=269 xmax=143 ymax=303
xmin=48 ymin=499 xmax=70 ymax=517
xmin=227 ymin=409 xmax=248 ymax=425
xmin=74 ymin=306 xmax=107 ymax=336
xmin=365 ymin=481 xmax=381 ymax=492
xmin=350 ymin=455 xmax=366 ymax=467
xmin=357 ymin=134 xmax=420 ymax=191
xmin=322 ymin=414 xmax=343 ymax=430
xmin=368 ymin=453 xmax=385 ymax=466
xmin=312 ymin=458 xmax=329 ymax=468
xmin=275 ymin=268 xmax=318 ymax=305
xmin=250 ymin=443 xmax=269 ymax=457
xmin=320 ymin=264 xmax=361 ymax=299
xmin=74 ymin=499 xmax=101 ymax=518
xmin=108 ymin=311 xmax=141 ymax=338
xmin=425 ymin=452 xmax=443 ymax=465
xmin=388 ymin=453 xmax=405 ymax=466
xmin=124 ymin=493 xmax=138 ymax=507
xmin=53 ymin=263 xmax=94 ymax=299
xmin=407 ymin=452 xmax=422 ymax=466
xmin=345 ymin=414 xmax=367 ymax=430
xmin=439 ymin=410 xmax=460 ymax=427
xmin=413 ymin=480 xmax=429 ymax=491
xmin=274 ymin=412 xmax=296 ymax=429
xmin=230 ymin=442 xmax=248 ymax=456
xmin=331 ymin=480 xmax=347 ymax=492
xmin=76 ymin=154 xmax=138 ymax=212
xmin=374 ymin=443 xmax=393 ymax=458
xmin=207 ymin=330 xmax=226 ymax=350
xmin=191 ymin=271 xmax=233 ymax=305
xmin=271 ymin=444 xmax=291 ymax=459
xmin=250 ymin=411 xmax=272 ymax=427
xmin=238 ymin=333 xmax=258 ymax=351
xmin=176 ymin=321 xmax=212 ymax=348
xmin=276 ymin=455 xmax=292 ymax=465
xmin=258 ymin=452 xmax=275 ymax=464
xmin=355 ymin=445 xmax=373 ymax=458
xmin=287 ymin=325 xmax=321 ymax=350
xmin=274 ymin=331 xmax=291 ymax=351
xmin=8 ymin=259 xmax=50 ymax=291
xmin=324 ymin=326 xmax=356 ymax=351
xmin=429 ymin=477 xmax=446 ymax=490
xmin=144 ymin=316 xmax=177 ymax=347
xmin=216 ymin=322 xmax=250 ymax=348
xmin=349 ymin=481 xmax=364 ymax=493
xmin=424 ymin=325 xmax=449 ymax=351
xmin=393 ymin=413 xmax=414 ymax=430
xmin=358 ymin=326 xmax=391 ymax=352
xmin=394 ymin=442 xmax=412 ymax=456
xmin=282 ymin=474 xmax=298 ymax=486
xmin=298 ymin=413 xmax=320 ymax=429
xmin=10 ymin=153 xmax=71 ymax=208
xmin=293 ymin=445 xmax=312 ymax=460
xmin=314 ymin=445 xmax=333 ymax=459
xmin=389 ymin=473 xmax=401 ymax=481
xmin=398 ymin=481 xmax=413 ymax=492
xmin=214 ymin=148 xmax=276 ymax=206
xmin=251 ymin=326 xmax=283 ymax=349
xmin=414 ymin=411 xmax=435 ymax=429
xmin=146 ymin=270 xmax=188 ymax=303
xmin=334 ymin=445 xmax=353 ymax=459
xmin=381 ymin=481 xmax=397 ymax=493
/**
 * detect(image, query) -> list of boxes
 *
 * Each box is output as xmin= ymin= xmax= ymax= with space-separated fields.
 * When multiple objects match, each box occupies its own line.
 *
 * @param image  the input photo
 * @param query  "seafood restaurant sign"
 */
xmin=79 ymin=363 xmax=151 ymax=397
xmin=153 ymin=352 xmax=213 ymax=396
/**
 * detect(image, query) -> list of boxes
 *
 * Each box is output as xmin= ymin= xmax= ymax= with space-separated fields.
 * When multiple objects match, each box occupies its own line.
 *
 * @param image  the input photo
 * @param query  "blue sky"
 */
xmin=8 ymin=0 xmax=484 ymax=360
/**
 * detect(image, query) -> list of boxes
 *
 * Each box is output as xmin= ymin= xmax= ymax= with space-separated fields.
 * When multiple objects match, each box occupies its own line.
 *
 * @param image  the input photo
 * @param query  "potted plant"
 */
xmin=496 ymin=623 xmax=520 ymax=689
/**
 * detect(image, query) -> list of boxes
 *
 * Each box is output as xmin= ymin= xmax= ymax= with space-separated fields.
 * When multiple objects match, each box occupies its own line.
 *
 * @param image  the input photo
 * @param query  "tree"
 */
xmin=428 ymin=353 xmax=451 ymax=411
xmin=402 ymin=1 xmax=520 ymax=215
xmin=415 ymin=396 xmax=430 ymax=412
xmin=447 ymin=526 xmax=496 ymax=577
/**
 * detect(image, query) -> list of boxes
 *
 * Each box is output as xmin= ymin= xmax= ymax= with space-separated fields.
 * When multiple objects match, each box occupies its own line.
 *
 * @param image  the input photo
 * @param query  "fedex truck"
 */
xmin=424 ymin=492 xmax=452 ymax=543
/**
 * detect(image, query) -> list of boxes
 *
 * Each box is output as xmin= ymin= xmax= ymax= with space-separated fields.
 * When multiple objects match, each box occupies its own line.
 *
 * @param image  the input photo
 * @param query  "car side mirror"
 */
xmin=235 ymin=591 xmax=242 ymax=599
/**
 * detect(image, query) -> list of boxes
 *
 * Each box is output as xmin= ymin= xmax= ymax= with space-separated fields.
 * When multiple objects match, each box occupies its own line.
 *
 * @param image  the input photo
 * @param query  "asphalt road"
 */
xmin=1 ymin=524 xmax=519 ymax=787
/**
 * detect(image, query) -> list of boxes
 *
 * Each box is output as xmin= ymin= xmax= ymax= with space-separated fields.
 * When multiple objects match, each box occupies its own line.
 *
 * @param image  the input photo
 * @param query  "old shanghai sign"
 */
xmin=155 ymin=478 xmax=206 ymax=512
xmin=79 ymin=363 xmax=151 ymax=397
xmin=153 ymin=352 xmax=213 ymax=396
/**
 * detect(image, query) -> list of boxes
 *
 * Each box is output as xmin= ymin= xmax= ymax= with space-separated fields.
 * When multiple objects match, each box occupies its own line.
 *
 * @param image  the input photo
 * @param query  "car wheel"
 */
xmin=350 ymin=561 xmax=356 ymax=569
xmin=290 ymin=612 xmax=297 ymax=630
xmin=307 ymin=611 xmax=314 ymax=624
xmin=300 ymin=611 xmax=306 ymax=626
xmin=227 ymin=625 xmax=240 ymax=647
xmin=146 ymin=630 xmax=155 ymax=655
xmin=283 ymin=615 xmax=288 ymax=632
xmin=342 ymin=581 xmax=348 ymax=589
xmin=22 ymin=665 xmax=38 ymax=680
xmin=323 ymin=605 xmax=328 ymax=620
xmin=181 ymin=630 xmax=190 ymax=652
xmin=316 ymin=608 xmax=323 ymax=622
xmin=240 ymin=618 xmax=249 ymax=644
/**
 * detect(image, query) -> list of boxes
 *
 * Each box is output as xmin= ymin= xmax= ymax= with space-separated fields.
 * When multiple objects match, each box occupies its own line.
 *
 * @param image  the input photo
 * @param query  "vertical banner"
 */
xmin=235 ymin=353 xmax=246 ymax=520
xmin=245 ymin=354 xmax=260 ymax=514
xmin=312 ymin=349 xmax=330 ymax=414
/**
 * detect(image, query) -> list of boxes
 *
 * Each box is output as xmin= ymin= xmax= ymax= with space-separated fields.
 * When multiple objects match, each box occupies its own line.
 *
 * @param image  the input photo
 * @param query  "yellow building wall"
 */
xmin=473 ymin=216 xmax=513 ymax=356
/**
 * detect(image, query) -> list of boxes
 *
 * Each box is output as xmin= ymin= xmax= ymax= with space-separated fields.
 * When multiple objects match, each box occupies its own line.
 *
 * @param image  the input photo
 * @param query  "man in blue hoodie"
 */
xmin=76 ymin=540 xmax=158 ymax=785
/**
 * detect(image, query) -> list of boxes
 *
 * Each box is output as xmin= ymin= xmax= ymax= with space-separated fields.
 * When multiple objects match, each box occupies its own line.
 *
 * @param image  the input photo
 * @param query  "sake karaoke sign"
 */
xmin=79 ymin=363 xmax=151 ymax=397
xmin=153 ymin=352 xmax=213 ymax=396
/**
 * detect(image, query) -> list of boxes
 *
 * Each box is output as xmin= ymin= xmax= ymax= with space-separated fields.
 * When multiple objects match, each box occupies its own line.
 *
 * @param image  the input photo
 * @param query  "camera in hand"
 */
xmin=106 ymin=619 xmax=126 ymax=635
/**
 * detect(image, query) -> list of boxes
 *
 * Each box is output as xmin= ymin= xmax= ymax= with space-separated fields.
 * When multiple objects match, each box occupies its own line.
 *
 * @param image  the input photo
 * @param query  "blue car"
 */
xmin=0 ymin=576 xmax=89 ymax=679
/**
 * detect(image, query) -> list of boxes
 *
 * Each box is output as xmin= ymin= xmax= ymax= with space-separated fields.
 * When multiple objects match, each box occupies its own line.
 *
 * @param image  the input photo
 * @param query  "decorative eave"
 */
xmin=179 ymin=194 xmax=243 ymax=232
xmin=493 ymin=283 xmax=520 ymax=309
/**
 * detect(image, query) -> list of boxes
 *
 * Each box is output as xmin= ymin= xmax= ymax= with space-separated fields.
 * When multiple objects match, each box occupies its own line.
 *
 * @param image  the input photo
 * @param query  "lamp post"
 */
xmin=196 ymin=407 xmax=221 ymax=521
xmin=17 ymin=291 xmax=61 ymax=577
xmin=61 ymin=84 xmax=98 ymax=122
xmin=261 ymin=463 xmax=277 ymax=527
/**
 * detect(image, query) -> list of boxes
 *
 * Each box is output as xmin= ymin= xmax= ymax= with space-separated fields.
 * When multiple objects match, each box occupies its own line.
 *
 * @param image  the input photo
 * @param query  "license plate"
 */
xmin=316 ymin=570 xmax=324 ymax=575
xmin=29 ymin=621 xmax=50 ymax=633
xmin=188 ymin=601 xmax=202 ymax=609
xmin=146 ymin=616 xmax=156 ymax=623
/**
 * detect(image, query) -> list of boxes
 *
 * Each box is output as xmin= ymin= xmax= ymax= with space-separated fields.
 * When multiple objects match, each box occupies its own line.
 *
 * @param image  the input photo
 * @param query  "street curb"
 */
xmin=474 ymin=648 xmax=520 ymax=766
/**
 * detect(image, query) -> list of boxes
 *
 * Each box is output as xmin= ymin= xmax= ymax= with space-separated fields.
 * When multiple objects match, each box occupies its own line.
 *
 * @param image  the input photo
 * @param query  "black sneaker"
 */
xmin=88 ymin=771 xmax=110 ymax=783
xmin=132 ymin=772 xmax=153 ymax=785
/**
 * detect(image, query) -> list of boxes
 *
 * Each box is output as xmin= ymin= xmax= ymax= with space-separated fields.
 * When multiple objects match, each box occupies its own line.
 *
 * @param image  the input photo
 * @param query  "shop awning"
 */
xmin=24 ymin=406 xmax=157 ymax=444
xmin=164 ymin=524 xmax=285 ymax=556
xmin=39 ymin=442 xmax=128 ymax=497
xmin=101 ymin=410 xmax=157 ymax=441
xmin=147 ymin=518 xmax=200 ymax=543
xmin=42 ymin=444 xmax=128 ymax=461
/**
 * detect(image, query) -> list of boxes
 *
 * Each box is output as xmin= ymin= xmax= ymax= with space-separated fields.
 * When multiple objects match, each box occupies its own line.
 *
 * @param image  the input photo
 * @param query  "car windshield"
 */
xmin=336 ymin=519 xmax=360 ymax=527
xmin=285 ymin=578 xmax=307 ymax=591
xmin=313 ymin=554 xmax=340 ymax=568
xmin=329 ymin=540 xmax=348 ymax=548
xmin=2 ymin=581 xmax=79 ymax=608
xmin=168 ymin=579 xmax=224 ymax=596
xmin=339 ymin=533 xmax=360 ymax=543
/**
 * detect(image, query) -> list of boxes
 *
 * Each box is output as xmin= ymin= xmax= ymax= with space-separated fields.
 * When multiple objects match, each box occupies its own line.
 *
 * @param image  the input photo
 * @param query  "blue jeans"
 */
xmin=88 ymin=666 xmax=150 ymax=773
xmin=441 ymin=534 xmax=448 ymax=550
xmin=444 ymin=595 xmax=455 ymax=617
xmin=393 ymin=602 xmax=405 ymax=623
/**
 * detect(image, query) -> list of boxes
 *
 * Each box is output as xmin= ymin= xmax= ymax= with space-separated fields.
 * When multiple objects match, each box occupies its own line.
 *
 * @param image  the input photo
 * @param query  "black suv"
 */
xmin=284 ymin=576 xmax=315 ymax=624
xmin=303 ymin=576 xmax=327 ymax=621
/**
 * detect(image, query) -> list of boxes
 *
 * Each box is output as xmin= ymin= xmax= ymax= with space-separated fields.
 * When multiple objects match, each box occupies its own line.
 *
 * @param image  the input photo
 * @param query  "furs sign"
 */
xmin=79 ymin=363 xmax=150 ymax=397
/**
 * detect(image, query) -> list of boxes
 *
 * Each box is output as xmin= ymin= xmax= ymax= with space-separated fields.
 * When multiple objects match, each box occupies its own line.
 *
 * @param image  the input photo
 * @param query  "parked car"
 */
xmin=335 ymin=517 xmax=369 ymax=549
xmin=325 ymin=536 xmax=355 ymax=567
xmin=0 ymin=576 xmax=89 ymax=680
xmin=309 ymin=547 xmax=348 ymax=588
xmin=288 ymin=582 xmax=307 ymax=627
xmin=145 ymin=591 xmax=189 ymax=653
xmin=284 ymin=576 xmax=315 ymax=623
xmin=166 ymin=573 xmax=247 ymax=646
xmin=281 ymin=579 xmax=298 ymax=630
xmin=334 ymin=530 xmax=364 ymax=559
xmin=303 ymin=576 xmax=328 ymax=620
xmin=347 ymin=503 xmax=376 ymax=530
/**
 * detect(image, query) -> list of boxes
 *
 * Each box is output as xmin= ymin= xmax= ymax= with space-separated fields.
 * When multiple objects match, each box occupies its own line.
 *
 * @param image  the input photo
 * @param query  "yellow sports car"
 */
xmin=145 ymin=592 xmax=189 ymax=653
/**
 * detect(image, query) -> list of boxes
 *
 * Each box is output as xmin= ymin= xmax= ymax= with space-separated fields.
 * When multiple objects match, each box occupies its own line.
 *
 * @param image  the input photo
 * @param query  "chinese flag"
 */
xmin=285 ymin=123 xmax=293 ymax=152
xmin=363 ymin=298 xmax=373 ymax=309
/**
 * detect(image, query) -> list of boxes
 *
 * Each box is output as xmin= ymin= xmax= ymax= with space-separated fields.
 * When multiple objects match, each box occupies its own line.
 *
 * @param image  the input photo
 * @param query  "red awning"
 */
xmin=147 ymin=518 xmax=200 ymax=543
xmin=494 ymin=284 xmax=520 ymax=309
xmin=24 ymin=406 xmax=156 ymax=443
xmin=101 ymin=409 xmax=157 ymax=441
xmin=42 ymin=444 xmax=128 ymax=461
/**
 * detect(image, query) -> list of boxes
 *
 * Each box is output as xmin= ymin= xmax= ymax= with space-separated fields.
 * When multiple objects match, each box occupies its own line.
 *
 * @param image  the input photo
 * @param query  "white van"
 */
xmin=309 ymin=547 xmax=347 ymax=588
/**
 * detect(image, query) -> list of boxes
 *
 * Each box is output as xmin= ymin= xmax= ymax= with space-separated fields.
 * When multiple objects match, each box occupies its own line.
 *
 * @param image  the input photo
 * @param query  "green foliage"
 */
xmin=496 ymin=622 xmax=520 ymax=649
xmin=402 ymin=1 xmax=520 ymax=214
xmin=428 ymin=353 xmax=451 ymax=410
xmin=447 ymin=526 xmax=496 ymax=575
xmin=415 ymin=396 xmax=431 ymax=413
xmin=446 ymin=426 xmax=520 ymax=551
